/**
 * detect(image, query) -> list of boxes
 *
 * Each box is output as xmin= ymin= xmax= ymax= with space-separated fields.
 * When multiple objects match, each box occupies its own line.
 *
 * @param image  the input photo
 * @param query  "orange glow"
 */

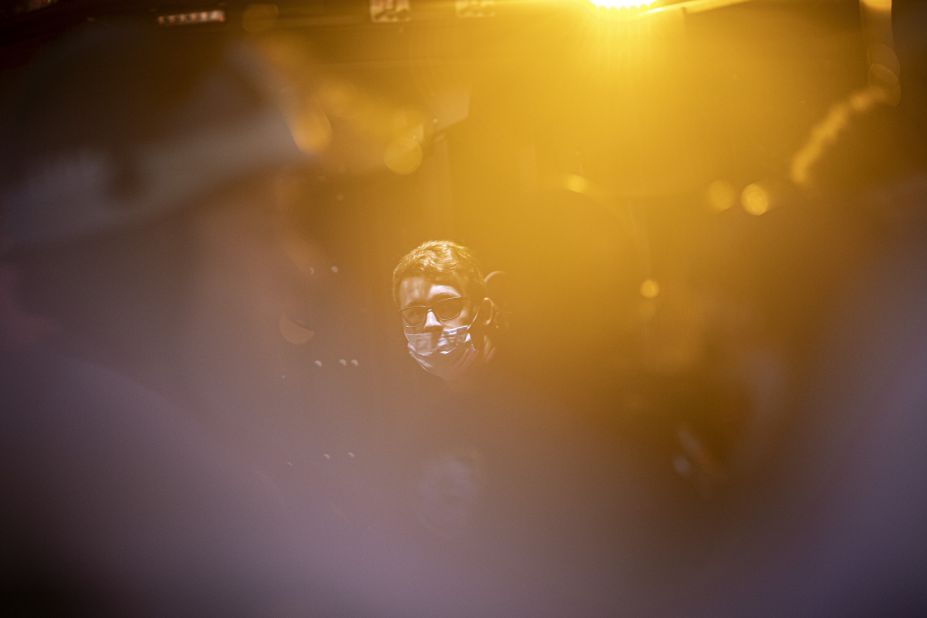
xmin=10 ymin=3 xmax=922 ymax=608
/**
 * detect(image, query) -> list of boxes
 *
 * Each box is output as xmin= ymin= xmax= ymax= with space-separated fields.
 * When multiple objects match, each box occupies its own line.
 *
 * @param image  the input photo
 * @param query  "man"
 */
xmin=386 ymin=241 xmax=628 ymax=615
xmin=392 ymin=240 xmax=500 ymax=388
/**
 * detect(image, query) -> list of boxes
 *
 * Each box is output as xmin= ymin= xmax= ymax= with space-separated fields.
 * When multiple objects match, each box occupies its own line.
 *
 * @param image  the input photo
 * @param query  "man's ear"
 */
xmin=476 ymin=296 xmax=495 ymax=327
xmin=468 ymin=297 xmax=494 ymax=347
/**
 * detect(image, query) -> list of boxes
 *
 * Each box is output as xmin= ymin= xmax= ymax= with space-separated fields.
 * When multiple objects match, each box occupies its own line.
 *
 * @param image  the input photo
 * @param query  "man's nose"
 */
xmin=424 ymin=308 xmax=442 ymax=328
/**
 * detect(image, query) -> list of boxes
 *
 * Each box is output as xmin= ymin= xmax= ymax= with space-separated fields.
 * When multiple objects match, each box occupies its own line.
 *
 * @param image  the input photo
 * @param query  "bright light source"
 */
xmin=157 ymin=10 xmax=225 ymax=26
xmin=587 ymin=0 xmax=655 ymax=10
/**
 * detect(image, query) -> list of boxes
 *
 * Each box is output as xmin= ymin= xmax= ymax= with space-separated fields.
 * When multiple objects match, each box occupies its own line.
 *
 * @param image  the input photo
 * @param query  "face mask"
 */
xmin=404 ymin=322 xmax=480 ymax=382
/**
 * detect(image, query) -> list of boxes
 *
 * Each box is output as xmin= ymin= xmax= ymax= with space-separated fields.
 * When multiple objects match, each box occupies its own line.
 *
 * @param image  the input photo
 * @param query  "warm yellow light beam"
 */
xmin=584 ymin=0 xmax=755 ymax=18
xmin=587 ymin=0 xmax=655 ymax=10
xmin=644 ymin=0 xmax=752 ymax=16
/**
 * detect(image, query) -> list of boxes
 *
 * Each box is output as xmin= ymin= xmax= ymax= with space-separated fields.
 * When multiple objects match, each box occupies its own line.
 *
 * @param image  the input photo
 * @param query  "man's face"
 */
xmin=397 ymin=276 xmax=475 ymax=336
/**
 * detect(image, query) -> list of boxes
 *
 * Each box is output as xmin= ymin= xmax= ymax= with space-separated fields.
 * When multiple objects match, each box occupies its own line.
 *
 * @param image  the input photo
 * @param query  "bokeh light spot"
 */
xmin=564 ymin=174 xmax=590 ymax=195
xmin=640 ymin=278 xmax=660 ymax=299
xmin=706 ymin=180 xmax=736 ymax=212
xmin=741 ymin=183 xmax=770 ymax=216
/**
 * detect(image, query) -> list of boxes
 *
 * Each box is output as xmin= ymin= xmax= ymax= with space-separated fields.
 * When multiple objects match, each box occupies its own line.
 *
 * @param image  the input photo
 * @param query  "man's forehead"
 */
xmin=398 ymin=276 xmax=463 ymax=305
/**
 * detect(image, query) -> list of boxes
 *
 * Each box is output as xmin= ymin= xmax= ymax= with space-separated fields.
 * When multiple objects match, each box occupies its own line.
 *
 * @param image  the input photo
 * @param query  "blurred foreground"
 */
xmin=2 ymin=0 xmax=927 ymax=615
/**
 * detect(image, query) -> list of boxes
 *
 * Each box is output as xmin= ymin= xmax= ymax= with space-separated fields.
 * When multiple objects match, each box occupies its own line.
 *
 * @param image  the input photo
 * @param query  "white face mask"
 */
xmin=404 ymin=322 xmax=480 ymax=382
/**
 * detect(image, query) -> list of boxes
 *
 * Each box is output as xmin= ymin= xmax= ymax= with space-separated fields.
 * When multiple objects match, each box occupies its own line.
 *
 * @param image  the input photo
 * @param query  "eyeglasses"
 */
xmin=400 ymin=296 xmax=468 ymax=328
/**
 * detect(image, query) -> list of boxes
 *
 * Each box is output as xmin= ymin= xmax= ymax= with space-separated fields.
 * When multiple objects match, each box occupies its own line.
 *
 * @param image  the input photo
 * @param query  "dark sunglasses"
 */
xmin=400 ymin=296 xmax=468 ymax=328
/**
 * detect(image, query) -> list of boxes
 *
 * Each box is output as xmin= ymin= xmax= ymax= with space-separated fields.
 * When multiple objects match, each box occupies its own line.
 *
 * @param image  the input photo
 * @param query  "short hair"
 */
xmin=392 ymin=240 xmax=487 ymax=306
